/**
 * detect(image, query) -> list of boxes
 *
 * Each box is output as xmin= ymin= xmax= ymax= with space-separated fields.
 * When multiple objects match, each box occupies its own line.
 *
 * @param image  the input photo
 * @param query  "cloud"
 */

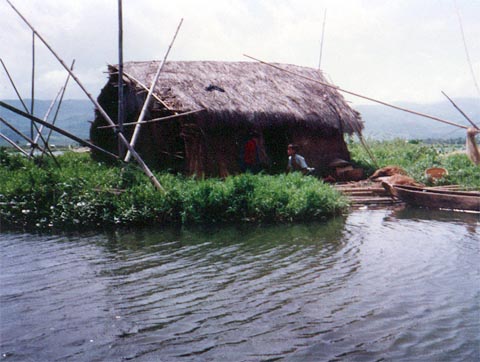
xmin=1 ymin=0 xmax=478 ymax=104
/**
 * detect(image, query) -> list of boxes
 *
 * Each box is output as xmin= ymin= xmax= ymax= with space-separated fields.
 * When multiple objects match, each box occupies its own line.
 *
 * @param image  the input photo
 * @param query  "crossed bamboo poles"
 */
xmin=2 ymin=1 xmax=186 ymax=192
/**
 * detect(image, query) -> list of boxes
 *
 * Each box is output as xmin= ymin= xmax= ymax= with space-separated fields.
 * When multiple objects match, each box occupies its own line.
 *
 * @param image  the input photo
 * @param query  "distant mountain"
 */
xmin=1 ymin=97 xmax=479 ymax=146
xmin=354 ymin=98 xmax=479 ymax=140
xmin=0 ymin=99 xmax=93 ymax=146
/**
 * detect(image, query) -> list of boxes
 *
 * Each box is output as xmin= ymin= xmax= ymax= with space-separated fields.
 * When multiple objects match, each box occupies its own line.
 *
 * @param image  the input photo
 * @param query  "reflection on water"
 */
xmin=1 ymin=209 xmax=479 ymax=361
xmin=392 ymin=205 xmax=480 ymax=224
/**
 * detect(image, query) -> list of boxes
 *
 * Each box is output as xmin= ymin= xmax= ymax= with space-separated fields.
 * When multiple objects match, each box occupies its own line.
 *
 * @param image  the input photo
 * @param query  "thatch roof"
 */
xmin=110 ymin=61 xmax=363 ymax=134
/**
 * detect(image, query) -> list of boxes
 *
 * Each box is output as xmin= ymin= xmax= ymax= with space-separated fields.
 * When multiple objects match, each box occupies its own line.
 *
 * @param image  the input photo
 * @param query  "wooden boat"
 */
xmin=382 ymin=183 xmax=480 ymax=212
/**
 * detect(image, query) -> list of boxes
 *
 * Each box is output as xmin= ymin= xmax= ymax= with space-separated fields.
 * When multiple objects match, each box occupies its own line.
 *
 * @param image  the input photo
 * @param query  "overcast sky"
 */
xmin=1 ymin=0 xmax=479 ymax=106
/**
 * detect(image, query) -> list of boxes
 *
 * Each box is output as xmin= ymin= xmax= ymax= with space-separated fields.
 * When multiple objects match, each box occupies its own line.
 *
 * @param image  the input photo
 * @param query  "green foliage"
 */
xmin=350 ymin=139 xmax=479 ymax=188
xmin=0 ymin=152 xmax=347 ymax=230
xmin=4 ymin=140 xmax=475 ymax=231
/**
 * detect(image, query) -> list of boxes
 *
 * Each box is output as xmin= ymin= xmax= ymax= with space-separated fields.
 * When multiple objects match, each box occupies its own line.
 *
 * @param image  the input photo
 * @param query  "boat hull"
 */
xmin=389 ymin=184 xmax=480 ymax=212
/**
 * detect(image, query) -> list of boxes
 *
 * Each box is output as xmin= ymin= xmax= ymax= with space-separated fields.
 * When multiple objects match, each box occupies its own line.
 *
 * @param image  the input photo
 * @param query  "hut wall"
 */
xmin=90 ymin=77 xmax=147 ymax=161
xmin=182 ymin=125 xmax=276 ymax=177
xmin=91 ymin=79 xmax=186 ymax=171
xmin=135 ymin=110 xmax=185 ymax=172
xmin=291 ymin=131 xmax=351 ymax=176
xmin=183 ymin=127 xmax=245 ymax=177
xmin=208 ymin=133 xmax=241 ymax=177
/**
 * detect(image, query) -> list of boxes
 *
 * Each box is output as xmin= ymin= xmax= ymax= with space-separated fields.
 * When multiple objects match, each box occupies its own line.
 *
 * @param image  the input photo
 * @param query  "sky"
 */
xmin=1 ymin=0 xmax=479 ymax=106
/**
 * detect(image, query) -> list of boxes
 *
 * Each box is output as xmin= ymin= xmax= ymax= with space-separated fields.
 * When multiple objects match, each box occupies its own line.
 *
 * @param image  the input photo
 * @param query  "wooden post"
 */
xmin=6 ymin=0 xmax=165 ymax=192
xmin=124 ymin=18 xmax=183 ymax=162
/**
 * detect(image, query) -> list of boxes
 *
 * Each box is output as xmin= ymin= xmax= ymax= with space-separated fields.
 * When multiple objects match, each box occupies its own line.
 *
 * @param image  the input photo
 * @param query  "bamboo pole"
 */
xmin=1 ymin=58 xmax=58 ymax=160
xmin=124 ymin=18 xmax=183 ymax=162
xmin=243 ymin=54 xmax=469 ymax=130
xmin=0 ymin=133 xmax=30 ymax=157
xmin=30 ymin=31 xmax=35 ymax=143
xmin=6 ymin=0 xmax=165 ymax=192
xmin=97 ymin=109 xmax=205 ymax=129
xmin=42 ymin=60 xmax=75 ymax=155
xmin=0 ymin=116 xmax=46 ymax=154
xmin=117 ymin=0 xmax=125 ymax=157
xmin=318 ymin=9 xmax=327 ymax=70
xmin=441 ymin=91 xmax=479 ymax=130
xmin=1 ymin=57 xmax=58 ymax=163
xmin=30 ymin=86 xmax=63 ymax=157
xmin=114 ymin=68 xmax=174 ymax=110
xmin=323 ymin=93 xmax=378 ymax=167
xmin=0 ymin=58 xmax=29 ymax=112
xmin=454 ymin=0 xmax=480 ymax=98
xmin=0 ymin=101 xmax=119 ymax=160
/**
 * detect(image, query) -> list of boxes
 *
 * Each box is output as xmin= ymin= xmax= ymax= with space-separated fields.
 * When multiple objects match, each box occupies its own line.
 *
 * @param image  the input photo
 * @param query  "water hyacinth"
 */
xmin=2 ymin=139 xmax=477 ymax=231
xmin=0 ymin=150 xmax=347 ymax=230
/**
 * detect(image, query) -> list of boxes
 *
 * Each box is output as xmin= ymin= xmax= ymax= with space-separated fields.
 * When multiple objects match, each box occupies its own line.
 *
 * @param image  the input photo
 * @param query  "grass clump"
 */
xmin=0 ymin=150 xmax=347 ymax=230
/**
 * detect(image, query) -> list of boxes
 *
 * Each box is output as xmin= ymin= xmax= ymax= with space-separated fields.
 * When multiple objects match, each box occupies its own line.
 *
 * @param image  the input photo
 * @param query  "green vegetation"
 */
xmin=2 ymin=139 xmax=478 ymax=231
xmin=0 ymin=150 xmax=347 ymax=230
xmin=348 ymin=138 xmax=480 ymax=189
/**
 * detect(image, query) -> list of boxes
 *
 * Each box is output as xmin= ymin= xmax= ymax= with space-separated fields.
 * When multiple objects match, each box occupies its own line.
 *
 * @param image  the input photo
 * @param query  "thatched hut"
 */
xmin=90 ymin=61 xmax=363 ymax=177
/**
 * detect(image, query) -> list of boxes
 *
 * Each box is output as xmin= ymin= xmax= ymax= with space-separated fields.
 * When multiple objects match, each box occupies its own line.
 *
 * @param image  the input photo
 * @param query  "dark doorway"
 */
xmin=262 ymin=125 xmax=290 ymax=174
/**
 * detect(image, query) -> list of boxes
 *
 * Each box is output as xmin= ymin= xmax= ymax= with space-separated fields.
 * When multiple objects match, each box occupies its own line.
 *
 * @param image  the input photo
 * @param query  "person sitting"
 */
xmin=286 ymin=144 xmax=314 ymax=175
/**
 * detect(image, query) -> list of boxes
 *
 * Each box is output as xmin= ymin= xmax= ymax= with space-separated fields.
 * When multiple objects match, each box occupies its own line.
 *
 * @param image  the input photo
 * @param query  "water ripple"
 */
xmin=1 ymin=209 xmax=479 ymax=361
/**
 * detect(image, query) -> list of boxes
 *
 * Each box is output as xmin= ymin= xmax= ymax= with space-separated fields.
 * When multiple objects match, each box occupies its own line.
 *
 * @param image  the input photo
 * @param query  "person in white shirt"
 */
xmin=286 ymin=144 xmax=314 ymax=175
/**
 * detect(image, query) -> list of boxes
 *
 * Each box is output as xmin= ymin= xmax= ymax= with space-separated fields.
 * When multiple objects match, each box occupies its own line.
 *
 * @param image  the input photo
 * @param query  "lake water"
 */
xmin=1 ymin=207 xmax=479 ymax=361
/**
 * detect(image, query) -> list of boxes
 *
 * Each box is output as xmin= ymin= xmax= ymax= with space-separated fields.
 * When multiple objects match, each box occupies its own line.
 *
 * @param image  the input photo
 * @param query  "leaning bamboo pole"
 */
xmin=0 ymin=116 xmax=46 ymax=155
xmin=42 ymin=60 xmax=75 ymax=156
xmin=0 ymin=101 xmax=119 ymax=160
xmin=0 ymin=58 xmax=29 ymax=112
xmin=114 ymin=68 xmax=174 ymax=110
xmin=29 ymin=86 xmax=63 ymax=157
xmin=441 ymin=91 xmax=479 ymax=130
xmin=6 ymin=0 xmax=165 ymax=192
xmin=0 ymin=133 xmax=30 ymax=157
xmin=454 ymin=0 xmax=480 ymax=99
xmin=243 ymin=54 xmax=469 ymax=130
xmin=2 ymin=57 xmax=60 ymax=163
xmin=97 ymin=109 xmax=205 ymax=129
xmin=318 ymin=9 xmax=327 ymax=70
xmin=124 ymin=18 xmax=183 ymax=162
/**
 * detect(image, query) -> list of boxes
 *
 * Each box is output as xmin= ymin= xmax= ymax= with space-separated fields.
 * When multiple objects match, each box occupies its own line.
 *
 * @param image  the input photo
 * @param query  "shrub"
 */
xmin=0 ymin=152 xmax=348 ymax=230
